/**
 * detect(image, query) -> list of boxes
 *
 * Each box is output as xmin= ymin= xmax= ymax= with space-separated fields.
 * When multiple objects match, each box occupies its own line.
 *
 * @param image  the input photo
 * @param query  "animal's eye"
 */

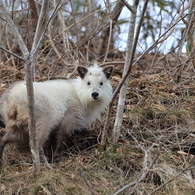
xmin=100 ymin=82 xmax=103 ymax=86
xmin=87 ymin=81 xmax=91 ymax=86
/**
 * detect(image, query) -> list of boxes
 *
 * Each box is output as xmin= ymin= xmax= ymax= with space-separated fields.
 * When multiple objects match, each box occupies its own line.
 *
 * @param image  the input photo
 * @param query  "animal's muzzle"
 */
xmin=91 ymin=92 xmax=99 ymax=100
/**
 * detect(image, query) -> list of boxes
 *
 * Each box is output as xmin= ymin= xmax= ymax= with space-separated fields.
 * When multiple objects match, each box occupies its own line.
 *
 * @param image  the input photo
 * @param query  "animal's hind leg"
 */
xmin=0 ymin=128 xmax=21 ymax=167
xmin=53 ymin=132 xmax=69 ymax=163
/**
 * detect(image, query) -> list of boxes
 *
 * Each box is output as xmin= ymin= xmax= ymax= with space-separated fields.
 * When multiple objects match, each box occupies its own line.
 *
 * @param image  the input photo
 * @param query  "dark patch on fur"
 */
xmin=103 ymin=66 xmax=113 ymax=79
xmin=0 ymin=118 xmax=5 ymax=128
xmin=8 ymin=109 xmax=17 ymax=120
xmin=77 ymin=66 xmax=88 ymax=79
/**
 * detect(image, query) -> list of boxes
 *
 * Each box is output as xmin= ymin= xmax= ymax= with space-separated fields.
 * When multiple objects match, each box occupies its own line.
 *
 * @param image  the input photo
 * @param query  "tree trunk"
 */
xmin=112 ymin=0 xmax=139 ymax=144
xmin=100 ymin=0 xmax=140 ymax=149
xmin=0 ymin=0 xmax=50 ymax=172
xmin=25 ymin=56 xmax=41 ymax=172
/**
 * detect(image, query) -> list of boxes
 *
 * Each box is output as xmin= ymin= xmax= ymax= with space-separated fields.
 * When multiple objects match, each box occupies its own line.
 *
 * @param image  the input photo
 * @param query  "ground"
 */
xmin=1 ymin=53 xmax=195 ymax=194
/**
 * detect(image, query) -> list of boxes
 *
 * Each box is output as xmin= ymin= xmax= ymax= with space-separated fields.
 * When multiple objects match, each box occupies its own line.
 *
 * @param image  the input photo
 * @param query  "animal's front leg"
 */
xmin=39 ymin=147 xmax=52 ymax=169
xmin=53 ymin=110 xmax=76 ymax=163
xmin=53 ymin=132 xmax=69 ymax=163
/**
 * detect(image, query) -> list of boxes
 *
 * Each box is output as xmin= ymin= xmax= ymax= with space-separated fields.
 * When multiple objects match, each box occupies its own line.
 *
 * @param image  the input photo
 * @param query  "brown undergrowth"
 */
xmin=1 ymin=54 xmax=195 ymax=194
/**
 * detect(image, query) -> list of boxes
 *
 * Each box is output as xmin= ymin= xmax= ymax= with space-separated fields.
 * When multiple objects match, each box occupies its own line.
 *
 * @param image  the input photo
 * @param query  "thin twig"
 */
xmin=103 ymin=2 xmax=113 ymax=64
xmin=0 ymin=1 xmax=29 ymax=56
xmin=107 ymin=2 xmax=193 ymax=109
xmin=31 ymin=0 xmax=60 ymax=55
xmin=149 ymin=165 xmax=195 ymax=195
xmin=0 ymin=46 xmax=24 ymax=60
xmin=113 ymin=181 xmax=137 ymax=195
xmin=121 ymin=0 xmax=135 ymax=13
xmin=79 ymin=168 xmax=96 ymax=195
xmin=113 ymin=140 xmax=154 ymax=195
xmin=112 ymin=0 xmax=138 ymax=144
xmin=132 ymin=11 xmax=194 ymax=68
xmin=113 ymin=129 xmax=190 ymax=195
xmin=100 ymin=0 xmax=148 ymax=148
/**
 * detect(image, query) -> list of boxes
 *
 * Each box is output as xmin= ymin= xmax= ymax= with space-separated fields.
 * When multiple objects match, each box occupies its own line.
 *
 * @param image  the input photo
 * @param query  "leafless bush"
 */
xmin=1 ymin=0 xmax=195 ymax=194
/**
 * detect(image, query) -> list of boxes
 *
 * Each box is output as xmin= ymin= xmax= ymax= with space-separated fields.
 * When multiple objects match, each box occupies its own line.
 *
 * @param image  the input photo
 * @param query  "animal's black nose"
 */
xmin=91 ymin=92 xmax=99 ymax=100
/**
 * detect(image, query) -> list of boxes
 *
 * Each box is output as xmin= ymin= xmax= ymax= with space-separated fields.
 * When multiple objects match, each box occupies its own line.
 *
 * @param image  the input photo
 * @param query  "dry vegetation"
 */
xmin=1 ymin=0 xmax=195 ymax=194
xmin=1 ymin=53 xmax=195 ymax=195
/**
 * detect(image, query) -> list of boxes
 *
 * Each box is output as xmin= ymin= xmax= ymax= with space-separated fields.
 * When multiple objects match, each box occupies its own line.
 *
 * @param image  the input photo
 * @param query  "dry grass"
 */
xmin=1 ymin=1 xmax=195 ymax=194
xmin=1 ymin=62 xmax=195 ymax=194
xmin=0 ymin=21 xmax=195 ymax=194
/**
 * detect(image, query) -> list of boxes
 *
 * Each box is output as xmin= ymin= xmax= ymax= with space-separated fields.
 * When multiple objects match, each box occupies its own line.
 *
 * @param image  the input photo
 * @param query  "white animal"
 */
xmin=0 ymin=64 xmax=113 ymax=168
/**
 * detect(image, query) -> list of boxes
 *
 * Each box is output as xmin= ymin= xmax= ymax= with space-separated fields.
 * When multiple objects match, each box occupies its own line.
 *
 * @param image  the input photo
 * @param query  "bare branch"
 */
xmin=100 ymin=0 xmax=188 ymax=149
xmin=0 ymin=0 xmax=52 ymax=172
xmin=97 ymin=0 xmax=124 ymax=59
xmin=79 ymin=168 xmax=96 ymax=195
xmin=31 ymin=0 xmax=62 ymax=57
xmin=113 ymin=129 xmax=193 ymax=195
xmin=27 ymin=0 xmax=51 ymax=172
xmin=100 ymin=0 xmax=147 ymax=148
xmin=113 ymin=136 xmax=155 ymax=195
xmin=31 ymin=0 xmax=50 ymax=54
xmin=113 ymin=181 xmax=137 ymax=195
xmin=112 ymin=0 xmax=142 ymax=144
xmin=133 ymin=9 xmax=194 ymax=67
xmin=0 ymin=0 xmax=29 ymax=56
xmin=121 ymin=0 xmax=135 ymax=13
xmin=0 ymin=46 xmax=24 ymax=60
xmin=149 ymin=165 xmax=195 ymax=195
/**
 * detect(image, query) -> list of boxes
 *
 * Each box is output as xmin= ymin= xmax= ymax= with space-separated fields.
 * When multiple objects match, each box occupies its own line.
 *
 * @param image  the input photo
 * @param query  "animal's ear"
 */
xmin=77 ymin=66 xmax=88 ymax=79
xmin=103 ymin=66 xmax=113 ymax=79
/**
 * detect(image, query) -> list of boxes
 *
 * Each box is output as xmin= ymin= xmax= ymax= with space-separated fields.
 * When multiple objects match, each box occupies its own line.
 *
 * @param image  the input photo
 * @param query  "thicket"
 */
xmin=1 ymin=0 xmax=195 ymax=194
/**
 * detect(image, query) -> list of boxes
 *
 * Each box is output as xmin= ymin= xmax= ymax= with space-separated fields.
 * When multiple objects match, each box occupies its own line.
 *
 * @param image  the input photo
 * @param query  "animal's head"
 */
xmin=77 ymin=63 xmax=113 ymax=103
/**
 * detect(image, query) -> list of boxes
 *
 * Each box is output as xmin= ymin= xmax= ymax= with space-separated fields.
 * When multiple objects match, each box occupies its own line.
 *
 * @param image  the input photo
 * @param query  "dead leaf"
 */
xmin=152 ymin=104 xmax=166 ymax=111
xmin=116 ymin=147 xmax=122 ymax=153
xmin=177 ymin=151 xmax=188 ymax=155
xmin=145 ymin=74 xmax=159 ymax=79
xmin=123 ymin=113 xmax=129 ymax=119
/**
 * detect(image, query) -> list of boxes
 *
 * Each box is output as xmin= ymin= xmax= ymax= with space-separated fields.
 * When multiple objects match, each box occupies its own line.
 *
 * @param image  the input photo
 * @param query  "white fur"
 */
xmin=0 ymin=64 xmax=113 ymax=167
